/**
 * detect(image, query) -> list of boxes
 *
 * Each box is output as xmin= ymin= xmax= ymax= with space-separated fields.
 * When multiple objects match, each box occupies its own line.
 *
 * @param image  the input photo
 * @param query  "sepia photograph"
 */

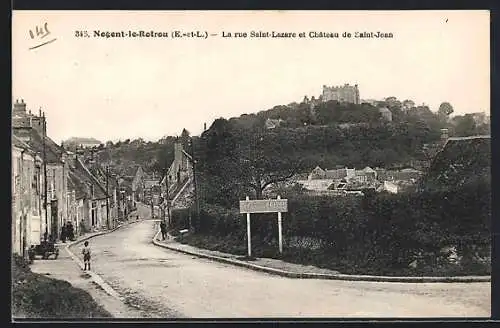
xmin=11 ymin=10 xmax=491 ymax=320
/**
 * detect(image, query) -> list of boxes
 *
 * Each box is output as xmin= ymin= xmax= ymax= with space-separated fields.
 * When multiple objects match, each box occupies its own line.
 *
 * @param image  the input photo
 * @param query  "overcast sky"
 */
xmin=12 ymin=10 xmax=490 ymax=143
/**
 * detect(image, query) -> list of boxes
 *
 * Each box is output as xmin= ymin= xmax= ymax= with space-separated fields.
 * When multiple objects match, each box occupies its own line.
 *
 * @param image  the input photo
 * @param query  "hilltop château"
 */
xmin=322 ymin=84 xmax=360 ymax=104
xmin=303 ymin=83 xmax=361 ymax=110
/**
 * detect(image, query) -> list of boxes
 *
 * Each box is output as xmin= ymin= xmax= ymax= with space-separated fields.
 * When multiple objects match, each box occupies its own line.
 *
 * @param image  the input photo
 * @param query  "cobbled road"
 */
xmin=70 ymin=214 xmax=490 ymax=318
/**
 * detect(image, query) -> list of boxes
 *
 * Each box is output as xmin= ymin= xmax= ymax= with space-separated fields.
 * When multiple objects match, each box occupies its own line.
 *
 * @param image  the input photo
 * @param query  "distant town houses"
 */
xmin=265 ymin=118 xmax=284 ymax=129
xmin=296 ymin=165 xmax=424 ymax=195
xmin=11 ymin=99 xmax=122 ymax=260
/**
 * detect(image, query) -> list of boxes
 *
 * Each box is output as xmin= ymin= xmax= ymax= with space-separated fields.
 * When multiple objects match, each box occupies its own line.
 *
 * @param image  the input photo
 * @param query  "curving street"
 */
xmin=69 ymin=216 xmax=490 ymax=318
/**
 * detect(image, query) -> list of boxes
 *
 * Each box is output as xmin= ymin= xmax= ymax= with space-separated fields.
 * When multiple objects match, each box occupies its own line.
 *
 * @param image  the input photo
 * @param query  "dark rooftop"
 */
xmin=13 ymin=127 xmax=63 ymax=164
xmin=419 ymin=136 xmax=490 ymax=191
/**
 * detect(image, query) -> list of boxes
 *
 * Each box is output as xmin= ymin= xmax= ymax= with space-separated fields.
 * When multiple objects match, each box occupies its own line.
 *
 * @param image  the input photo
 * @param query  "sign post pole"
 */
xmin=277 ymin=195 xmax=283 ymax=255
xmin=239 ymin=196 xmax=287 ymax=259
xmin=246 ymin=196 xmax=251 ymax=257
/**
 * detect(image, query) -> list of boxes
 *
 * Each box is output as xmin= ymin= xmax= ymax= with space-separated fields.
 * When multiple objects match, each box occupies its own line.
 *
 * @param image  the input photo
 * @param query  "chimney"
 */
xmin=440 ymin=128 xmax=449 ymax=142
xmin=204 ymin=123 xmax=207 ymax=131
xmin=13 ymin=99 xmax=27 ymax=116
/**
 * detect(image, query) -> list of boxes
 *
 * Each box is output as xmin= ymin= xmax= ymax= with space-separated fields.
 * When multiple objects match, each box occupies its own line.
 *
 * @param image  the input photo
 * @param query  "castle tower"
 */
xmin=13 ymin=99 xmax=27 ymax=116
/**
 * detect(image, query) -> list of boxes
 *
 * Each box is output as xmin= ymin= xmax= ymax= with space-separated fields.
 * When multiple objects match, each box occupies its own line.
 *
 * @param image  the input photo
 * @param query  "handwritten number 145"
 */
xmin=29 ymin=22 xmax=50 ymax=39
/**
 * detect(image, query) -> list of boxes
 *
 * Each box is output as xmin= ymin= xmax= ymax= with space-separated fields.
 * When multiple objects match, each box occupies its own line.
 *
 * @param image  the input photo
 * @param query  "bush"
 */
xmin=185 ymin=179 xmax=490 ymax=276
xmin=170 ymin=208 xmax=191 ymax=231
xmin=11 ymin=255 xmax=111 ymax=318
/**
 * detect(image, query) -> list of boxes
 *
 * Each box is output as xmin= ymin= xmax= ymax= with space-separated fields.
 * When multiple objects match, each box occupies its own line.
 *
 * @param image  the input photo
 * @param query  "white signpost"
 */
xmin=239 ymin=195 xmax=288 ymax=257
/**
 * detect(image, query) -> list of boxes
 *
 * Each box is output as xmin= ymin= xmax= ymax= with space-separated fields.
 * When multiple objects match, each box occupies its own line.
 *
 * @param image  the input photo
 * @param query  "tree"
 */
xmin=199 ymin=121 xmax=306 ymax=204
xmin=402 ymin=100 xmax=415 ymax=111
xmin=438 ymin=102 xmax=454 ymax=119
xmin=236 ymin=130 xmax=306 ymax=199
xmin=453 ymin=114 xmax=477 ymax=137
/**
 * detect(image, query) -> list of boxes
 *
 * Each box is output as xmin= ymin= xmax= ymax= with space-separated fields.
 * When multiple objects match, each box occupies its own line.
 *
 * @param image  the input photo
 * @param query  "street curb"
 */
xmin=64 ymin=220 xmax=143 ymax=301
xmin=152 ymin=231 xmax=491 ymax=283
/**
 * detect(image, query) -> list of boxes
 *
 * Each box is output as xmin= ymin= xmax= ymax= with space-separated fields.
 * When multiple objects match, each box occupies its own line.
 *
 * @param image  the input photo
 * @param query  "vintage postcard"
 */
xmin=11 ymin=10 xmax=491 ymax=320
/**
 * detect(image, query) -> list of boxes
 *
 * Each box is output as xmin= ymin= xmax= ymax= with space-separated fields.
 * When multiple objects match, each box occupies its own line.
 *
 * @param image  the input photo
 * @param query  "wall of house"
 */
xmin=11 ymin=147 xmax=45 ymax=256
xmin=47 ymin=163 xmax=67 ymax=240
xmin=12 ymin=148 xmax=22 ymax=255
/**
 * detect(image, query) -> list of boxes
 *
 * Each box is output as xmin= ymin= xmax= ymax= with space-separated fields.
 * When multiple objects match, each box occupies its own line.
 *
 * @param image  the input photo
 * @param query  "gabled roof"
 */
xmin=311 ymin=166 xmax=325 ymax=173
xmin=362 ymin=166 xmax=376 ymax=173
xmin=67 ymin=169 xmax=87 ymax=200
xmin=68 ymin=158 xmax=109 ymax=200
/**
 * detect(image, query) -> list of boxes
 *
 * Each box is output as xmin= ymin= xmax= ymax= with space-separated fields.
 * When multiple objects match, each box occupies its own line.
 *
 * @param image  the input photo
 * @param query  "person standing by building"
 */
xmin=61 ymin=225 xmax=67 ymax=243
xmin=66 ymin=221 xmax=74 ymax=241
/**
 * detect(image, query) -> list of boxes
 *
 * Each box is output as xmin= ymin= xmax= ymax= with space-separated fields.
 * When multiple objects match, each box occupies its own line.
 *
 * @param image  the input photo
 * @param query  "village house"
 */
xmin=12 ymin=135 xmax=44 ymax=257
xmin=66 ymin=154 xmax=109 ymax=231
xmin=300 ymin=164 xmax=421 ymax=194
xmin=13 ymin=102 xmax=69 ymax=242
xmin=159 ymin=140 xmax=195 ymax=221
xmin=378 ymin=107 xmax=393 ymax=122
xmin=84 ymin=158 xmax=120 ymax=229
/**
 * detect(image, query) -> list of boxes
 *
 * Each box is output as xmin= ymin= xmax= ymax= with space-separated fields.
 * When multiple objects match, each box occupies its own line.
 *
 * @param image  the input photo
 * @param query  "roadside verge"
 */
xmin=152 ymin=231 xmax=490 ymax=283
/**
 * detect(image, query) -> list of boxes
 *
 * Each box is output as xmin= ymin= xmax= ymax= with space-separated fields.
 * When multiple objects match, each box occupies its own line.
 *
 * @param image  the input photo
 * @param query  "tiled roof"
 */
xmin=67 ymin=158 xmax=108 ymax=200
xmin=420 ymin=136 xmax=490 ymax=191
xmin=12 ymin=127 xmax=62 ymax=163
xmin=12 ymin=135 xmax=35 ymax=154
xmin=67 ymin=169 xmax=88 ymax=200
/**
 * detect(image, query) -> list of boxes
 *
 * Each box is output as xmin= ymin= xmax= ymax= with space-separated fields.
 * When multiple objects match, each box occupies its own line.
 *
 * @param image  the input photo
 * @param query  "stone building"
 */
xmin=322 ymin=84 xmax=360 ymax=104
xmin=12 ymin=135 xmax=44 ymax=256
xmin=13 ymin=113 xmax=68 ymax=242
xmin=379 ymin=107 xmax=393 ymax=122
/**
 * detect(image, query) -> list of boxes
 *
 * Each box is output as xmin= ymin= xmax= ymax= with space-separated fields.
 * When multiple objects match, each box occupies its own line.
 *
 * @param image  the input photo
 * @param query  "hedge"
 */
xmin=183 ymin=179 xmax=490 ymax=275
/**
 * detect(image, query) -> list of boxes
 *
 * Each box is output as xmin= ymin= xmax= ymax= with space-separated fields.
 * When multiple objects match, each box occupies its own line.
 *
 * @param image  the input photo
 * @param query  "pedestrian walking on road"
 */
xmin=160 ymin=221 xmax=167 ymax=240
xmin=82 ymin=241 xmax=92 ymax=271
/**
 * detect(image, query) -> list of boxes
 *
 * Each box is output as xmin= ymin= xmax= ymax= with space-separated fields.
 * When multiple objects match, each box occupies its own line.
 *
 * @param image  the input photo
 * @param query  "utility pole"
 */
xmin=191 ymin=137 xmax=200 ymax=231
xmin=42 ymin=111 xmax=48 ymax=240
xmin=106 ymin=166 xmax=110 ymax=229
xmin=164 ymin=161 xmax=171 ymax=227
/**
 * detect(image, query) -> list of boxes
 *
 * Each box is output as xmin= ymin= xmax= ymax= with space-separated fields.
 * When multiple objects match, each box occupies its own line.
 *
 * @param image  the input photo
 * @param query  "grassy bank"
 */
xmin=12 ymin=255 xmax=111 ymax=319
xmin=179 ymin=233 xmax=491 ymax=277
